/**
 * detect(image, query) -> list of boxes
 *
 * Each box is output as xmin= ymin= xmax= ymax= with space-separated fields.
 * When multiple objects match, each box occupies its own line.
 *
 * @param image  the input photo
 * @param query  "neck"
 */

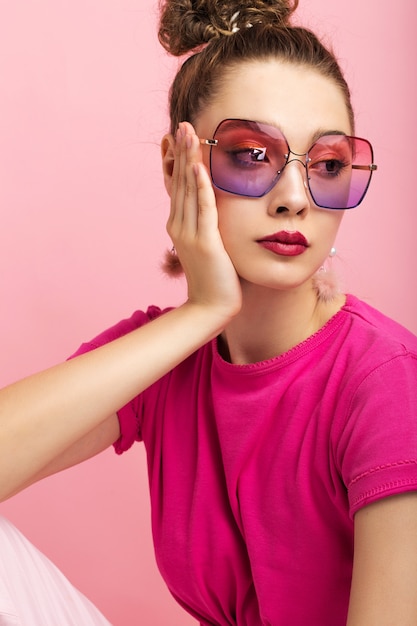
xmin=219 ymin=280 xmax=346 ymax=365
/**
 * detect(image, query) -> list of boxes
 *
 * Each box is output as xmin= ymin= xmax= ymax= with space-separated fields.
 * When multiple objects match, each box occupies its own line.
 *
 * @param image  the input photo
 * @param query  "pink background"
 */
xmin=0 ymin=1 xmax=415 ymax=624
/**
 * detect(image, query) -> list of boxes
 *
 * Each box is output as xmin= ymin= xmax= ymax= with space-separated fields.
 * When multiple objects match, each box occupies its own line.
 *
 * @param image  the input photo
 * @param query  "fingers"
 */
xmin=167 ymin=122 xmax=214 ymax=245
xmin=167 ymin=125 xmax=186 ymax=232
xmin=181 ymin=131 xmax=200 ymax=234
xmin=193 ymin=161 xmax=218 ymax=236
xmin=165 ymin=123 xmax=242 ymax=319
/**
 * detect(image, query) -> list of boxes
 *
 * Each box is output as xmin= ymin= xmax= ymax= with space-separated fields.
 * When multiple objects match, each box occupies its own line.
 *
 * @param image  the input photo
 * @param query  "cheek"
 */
xmin=215 ymin=195 xmax=256 ymax=237
xmin=318 ymin=211 xmax=344 ymax=240
xmin=216 ymin=204 xmax=238 ymax=249
xmin=333 ymin=213 xmax=345 ymax=237
xmin=216 ymin=202 xmax=255 ymax=260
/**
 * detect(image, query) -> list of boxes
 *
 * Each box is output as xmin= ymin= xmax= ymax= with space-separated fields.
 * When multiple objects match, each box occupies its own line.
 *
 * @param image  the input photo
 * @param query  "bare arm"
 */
xmin=347 ymin=492 xmax=417 ymax=626
xmin=0 ymin=123 xmax=241 ymax=502
xmin=4 ymin=413 xmax=121 ymax=499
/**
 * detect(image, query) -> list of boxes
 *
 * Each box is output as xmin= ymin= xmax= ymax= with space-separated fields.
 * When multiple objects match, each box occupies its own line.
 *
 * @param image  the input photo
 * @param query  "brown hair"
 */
xmin=158 ymin=0 xmax=354 ymax=135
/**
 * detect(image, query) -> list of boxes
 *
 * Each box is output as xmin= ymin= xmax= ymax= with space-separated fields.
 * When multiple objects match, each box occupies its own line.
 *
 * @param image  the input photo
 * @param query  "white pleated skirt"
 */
xmin=0 ymin=517 xmax=112 ymax=625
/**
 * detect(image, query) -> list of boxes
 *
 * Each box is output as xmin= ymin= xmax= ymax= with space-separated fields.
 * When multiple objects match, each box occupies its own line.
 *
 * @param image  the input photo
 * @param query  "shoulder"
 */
xmin=337 ymin=295 xmax=417 ymax=414
xmin=336 ymin=295 xmax=417 ymax=384
xmin=343 ymin=294 xmax=417 ymax=355
xmin=333 ymin=298 xmax=417 ymax=517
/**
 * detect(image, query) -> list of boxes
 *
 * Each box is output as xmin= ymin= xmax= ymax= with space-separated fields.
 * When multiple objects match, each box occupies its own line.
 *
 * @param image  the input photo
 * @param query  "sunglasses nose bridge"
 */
xmin=280 ymin=151 xmax=309 ymax=186
xmin=285 ymin=146 xmax=309 ymax=166
xmin=274 ymin=153 xmax=311 ymax=201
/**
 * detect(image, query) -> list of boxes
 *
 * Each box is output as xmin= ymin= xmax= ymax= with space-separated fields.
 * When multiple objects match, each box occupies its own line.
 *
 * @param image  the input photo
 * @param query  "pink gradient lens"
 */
xmin=208 ymin=119 xmax=376 ymax=209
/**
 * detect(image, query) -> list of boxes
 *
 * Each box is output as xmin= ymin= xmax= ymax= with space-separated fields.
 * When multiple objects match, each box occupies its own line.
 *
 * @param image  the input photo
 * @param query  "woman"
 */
xmin=0 ymin=0 xmax=416 ymax=624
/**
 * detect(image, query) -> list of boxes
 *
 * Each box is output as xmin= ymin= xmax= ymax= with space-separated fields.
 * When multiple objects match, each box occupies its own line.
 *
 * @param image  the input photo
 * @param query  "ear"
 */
xmin=161 ymin=133 xmax=176 ymax=196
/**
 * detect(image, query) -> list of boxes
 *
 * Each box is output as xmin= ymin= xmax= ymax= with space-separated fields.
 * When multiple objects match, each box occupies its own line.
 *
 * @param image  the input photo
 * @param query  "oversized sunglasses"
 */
xmin=200 ymin=119 xmax=377 ymax=209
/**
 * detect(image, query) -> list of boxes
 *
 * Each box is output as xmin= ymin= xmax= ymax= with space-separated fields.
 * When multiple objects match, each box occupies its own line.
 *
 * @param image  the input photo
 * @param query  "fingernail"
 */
xmin=185 ymin=134 xmax=192 ymax=149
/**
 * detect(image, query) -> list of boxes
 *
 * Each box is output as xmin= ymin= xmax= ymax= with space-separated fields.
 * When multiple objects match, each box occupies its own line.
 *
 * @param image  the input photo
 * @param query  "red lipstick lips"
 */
xmin=257 ymin=231 xmax=309 ymax=257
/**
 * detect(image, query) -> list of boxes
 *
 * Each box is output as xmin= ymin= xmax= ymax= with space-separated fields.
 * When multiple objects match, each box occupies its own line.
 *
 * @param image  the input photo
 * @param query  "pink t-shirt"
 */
xmin=73 ymin=295 xmax=417 ymax=625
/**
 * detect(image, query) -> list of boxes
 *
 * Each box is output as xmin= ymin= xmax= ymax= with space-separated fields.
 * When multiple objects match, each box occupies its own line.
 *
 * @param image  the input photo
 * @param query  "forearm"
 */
xmin=0 ymin=301 xmax=230 ymax=500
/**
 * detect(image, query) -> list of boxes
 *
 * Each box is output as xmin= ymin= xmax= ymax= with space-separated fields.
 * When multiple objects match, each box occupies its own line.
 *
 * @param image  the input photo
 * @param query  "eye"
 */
xmin=308 ymin=136 xmax=354 ymax=179
xmin=226 ymin=143 xmax=269 ymax=167
xmin=308 ymin=154 xmax=350 ymax=178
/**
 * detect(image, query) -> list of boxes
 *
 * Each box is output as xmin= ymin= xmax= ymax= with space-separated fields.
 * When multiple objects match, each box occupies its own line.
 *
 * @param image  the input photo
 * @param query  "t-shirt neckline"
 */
xmin=212 ymin=294 xmax=355 ymax=373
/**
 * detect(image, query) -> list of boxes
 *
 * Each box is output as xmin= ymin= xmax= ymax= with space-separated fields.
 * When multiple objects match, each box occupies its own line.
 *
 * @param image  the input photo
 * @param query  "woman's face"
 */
xmin=194 ymin=59 xmax=352 ymax=293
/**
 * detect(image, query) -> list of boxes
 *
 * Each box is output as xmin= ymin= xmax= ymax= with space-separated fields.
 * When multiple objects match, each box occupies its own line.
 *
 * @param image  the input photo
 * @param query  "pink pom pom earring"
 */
xmin=312 ymin=246 xmax=340 ymax=303
xmin=161 ymin=246 xmax=184 ymax=277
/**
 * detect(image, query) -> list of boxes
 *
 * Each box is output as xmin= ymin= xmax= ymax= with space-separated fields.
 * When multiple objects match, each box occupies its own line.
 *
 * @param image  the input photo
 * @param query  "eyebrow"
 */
xmin=310 ymin=129 xmax=348 ymax=143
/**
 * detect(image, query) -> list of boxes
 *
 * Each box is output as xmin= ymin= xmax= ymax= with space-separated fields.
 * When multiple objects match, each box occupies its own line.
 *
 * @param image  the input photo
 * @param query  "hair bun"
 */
xmin=158 ymin=0 xmax=299 ymax=57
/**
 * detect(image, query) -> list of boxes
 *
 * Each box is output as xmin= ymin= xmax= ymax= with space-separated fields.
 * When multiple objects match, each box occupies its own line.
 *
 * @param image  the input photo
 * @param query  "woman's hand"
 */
xmin=167 ymin=121 xmax=242 ymax=325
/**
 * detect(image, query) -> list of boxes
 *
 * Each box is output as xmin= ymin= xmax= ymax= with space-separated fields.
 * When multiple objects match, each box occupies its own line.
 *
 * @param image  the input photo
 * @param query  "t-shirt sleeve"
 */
xmin=337 ymin=351 xmax=417 ymax=518
xmin=69 ymin=305 xmax=170 ymax=455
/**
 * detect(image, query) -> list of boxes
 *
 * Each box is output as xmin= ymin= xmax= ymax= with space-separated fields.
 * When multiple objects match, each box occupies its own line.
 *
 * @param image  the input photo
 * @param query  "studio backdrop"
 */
xmin=0 ymin=1 xmax=415 ymax=624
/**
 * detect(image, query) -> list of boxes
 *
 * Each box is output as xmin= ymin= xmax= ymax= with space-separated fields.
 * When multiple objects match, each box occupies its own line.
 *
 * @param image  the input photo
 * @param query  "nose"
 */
xmin=266 ymin=158 xmax=310 ymax=217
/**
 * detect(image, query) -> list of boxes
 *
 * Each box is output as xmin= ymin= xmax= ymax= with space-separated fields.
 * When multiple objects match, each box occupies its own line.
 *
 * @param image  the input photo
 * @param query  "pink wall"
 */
xmin=0 ymin=1 xmax=415 ymax=624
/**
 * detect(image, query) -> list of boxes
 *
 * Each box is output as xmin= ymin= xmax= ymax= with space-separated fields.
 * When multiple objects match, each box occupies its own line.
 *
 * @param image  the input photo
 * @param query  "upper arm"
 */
xmin=347 ymin=492 xmax=417 ymax=626
xmin=14 ymin=413 xmax=121 ymax=496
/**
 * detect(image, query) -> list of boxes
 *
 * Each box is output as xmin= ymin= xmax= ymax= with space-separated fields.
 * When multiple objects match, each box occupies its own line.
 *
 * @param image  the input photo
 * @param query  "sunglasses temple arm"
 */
xmin=352 ymin=164 xmax=378 ymax=171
